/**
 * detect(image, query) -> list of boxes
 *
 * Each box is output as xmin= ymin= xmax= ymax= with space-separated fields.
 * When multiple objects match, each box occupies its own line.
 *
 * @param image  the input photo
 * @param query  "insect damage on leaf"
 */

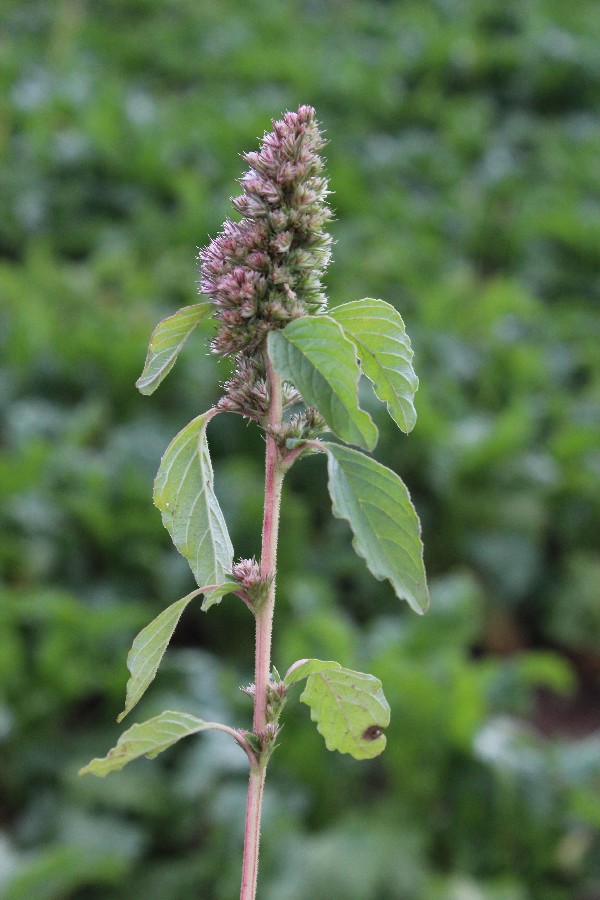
xmin=299 ymin=666 xmax=390 ymax=760
xmin=362 ymin=725 xmax=384 ymax=740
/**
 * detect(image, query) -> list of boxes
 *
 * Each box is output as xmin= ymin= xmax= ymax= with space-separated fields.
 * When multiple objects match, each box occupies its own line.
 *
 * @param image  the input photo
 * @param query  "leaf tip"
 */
xmin=364 ymin=425 xmax=379 ymax=452
xmin=406 ymin=592 xmax=429 ymax=616
xmin=135 ymin=376 xmax=154 ymax=396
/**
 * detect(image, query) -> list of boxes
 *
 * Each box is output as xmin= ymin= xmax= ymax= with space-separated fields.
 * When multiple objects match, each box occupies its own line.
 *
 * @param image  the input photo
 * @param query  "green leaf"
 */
xmin=154 ymin=411 xmax=234 ymax=596
xmin=1 ymin=845 xmax=128 ymax=900
xmin=200 ymin=579 xmax=240 ymax=612
xmin=330 ymin=298 xmax=418 ymax=433
xmin=284 ymin=658 xmax=341 ymax=687
xmin=118 ymin=593 xmax=196 ymax=723
xmin=118 ymin=582 xmax=238 ymax=722
xmin=136 ymin=302 xmax=213 ymax=395
xmin=300 ymin=667 xmax=390 ymax=760
xmin=267 ymin=316 xmax=378 ymax=451
xmin=80 ymin=711 xmax=228 ymax=777
xmin=323 ymin=442 xmax=429 ymax=614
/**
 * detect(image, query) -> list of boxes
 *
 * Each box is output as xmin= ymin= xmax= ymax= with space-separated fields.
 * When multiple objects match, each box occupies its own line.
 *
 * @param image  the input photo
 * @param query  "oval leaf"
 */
xmin=323 ymin=442 xmax=429 ymax=614
xmin=330 ymin=298 xmax=418 ymax=433
xmin=80 ymin=711 xmax=228 ymax=777
xmin=267 ymin=316 xmax=378 ymax=451
xmin=118 ymin=582 xmax=238 ymax=722
xmin=284 ymin=658 xmax=341 ymax=687
xmin=300 ymin=667 xmax=390 ymax=760
xmin=136 ymin=302 xmax=213 ymax=396
xmin=154 ymin=411 xmax=234 ymax=594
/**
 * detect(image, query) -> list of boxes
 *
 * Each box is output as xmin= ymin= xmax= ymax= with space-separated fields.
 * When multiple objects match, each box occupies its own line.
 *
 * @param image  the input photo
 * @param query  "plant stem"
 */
xmin=240 ymin=361 xmax=284 ymax=900
xmin=240 ymin=763 xmax=266 ymax=900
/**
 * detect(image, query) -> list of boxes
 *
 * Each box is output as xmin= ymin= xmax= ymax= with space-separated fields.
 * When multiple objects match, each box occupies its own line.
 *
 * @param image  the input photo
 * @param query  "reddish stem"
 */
xmin=240 ymin=763 xmax=266 ymax=899
xmin=240 ymin=361 xmax=284 ymax=900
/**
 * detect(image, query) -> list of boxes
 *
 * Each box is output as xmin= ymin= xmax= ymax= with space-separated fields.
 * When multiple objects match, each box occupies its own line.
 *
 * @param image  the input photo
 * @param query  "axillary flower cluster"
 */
xmin=199 ymin=105 xmax=332 ymax=423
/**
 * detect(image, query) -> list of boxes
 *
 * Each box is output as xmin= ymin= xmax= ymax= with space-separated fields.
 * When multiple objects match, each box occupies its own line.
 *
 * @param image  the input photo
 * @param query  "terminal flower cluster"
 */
xmin=199 ymin=105 xmax=332 ymax=417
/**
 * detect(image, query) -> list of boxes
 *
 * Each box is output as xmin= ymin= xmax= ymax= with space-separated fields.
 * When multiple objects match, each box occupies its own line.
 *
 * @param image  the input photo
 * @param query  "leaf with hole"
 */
xmin=136 ymin=302 xmax=213 ymax=395
xmin=300 ymin=666 xmax=390 ymax=760
xmin=154 ymin=411 xmax=234 ymax=598
xmin=322 ymin=442 xmax=429 ymax=614
xmin=267 ymin=316 xmax=378 ymax=451
xmin=330 ymin=298 xmax=418 ymax=433
xmin=80 ymin=711 xmax=236 ymax=777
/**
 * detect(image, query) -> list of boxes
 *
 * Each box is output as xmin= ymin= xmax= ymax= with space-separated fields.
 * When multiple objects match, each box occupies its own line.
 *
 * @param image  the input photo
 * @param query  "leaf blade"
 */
xmin=136 ymin=302 xmax=213 ymax=396
xmin=267 ymin=316 xmax=378 ymax=451
xmin=80 ymin=711 xmax=223 ymax=777
xmin=200 ymin=580 xmax=240 ymax=612
xmin=118 ymin=581 xmax=238 ymax=722
xmin=153 ymin=411 xmax=234 ymax=593
xmin=118 ymin=593 xmax=197 ymax=723
xmin=300 ymin=667 xmax=390 ymax=760
xmin=330 ymin=298 xmax=418 ymax=433
xmin=323 ymin=442 xmax=429 ymax=614
xmin=284 ymin=658 xmax=342 ymax=687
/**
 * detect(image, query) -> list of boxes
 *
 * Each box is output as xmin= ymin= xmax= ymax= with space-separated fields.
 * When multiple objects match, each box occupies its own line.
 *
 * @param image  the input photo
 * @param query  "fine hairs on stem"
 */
xmin=80 ymin=106 xmax=428 ymax=900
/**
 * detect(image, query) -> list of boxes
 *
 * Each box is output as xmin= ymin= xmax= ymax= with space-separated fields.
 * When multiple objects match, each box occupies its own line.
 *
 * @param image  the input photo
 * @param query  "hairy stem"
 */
xmin=254 ymin=374 xmax=284 ymax=733
xmin=240 ymin=763 xmax=266 ymax=900
xmin=240 ymin=361 xmax=284 ymax=900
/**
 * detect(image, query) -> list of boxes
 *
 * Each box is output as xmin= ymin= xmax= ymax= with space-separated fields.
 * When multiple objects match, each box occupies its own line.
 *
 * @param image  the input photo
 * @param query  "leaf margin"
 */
xmin=80 ymin=710 xmax=235 ymax=777
xmin=267 ymin=315 xmax=378 ymax=451
xmin=329 ymin=297 xmax=419 ymax=433
xmin=283 ymin=658 xmax=342 ymax=687
xmin=118 ymin=581 xmax=239 ymax=723
xmin=321 ymin=440 xmax=429 ymax=614
xmin=136 ymin=301 xmax=213 ymax=396
xmin=299 ymin=666 xmax=391 ymax=760
xmin=153 ymin=409 xmax=234 ymax=596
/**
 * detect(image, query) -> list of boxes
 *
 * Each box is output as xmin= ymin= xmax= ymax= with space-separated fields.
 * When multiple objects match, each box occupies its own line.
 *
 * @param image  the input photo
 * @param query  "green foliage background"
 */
xmin=1 ymin=1 xmax=599 ymax=897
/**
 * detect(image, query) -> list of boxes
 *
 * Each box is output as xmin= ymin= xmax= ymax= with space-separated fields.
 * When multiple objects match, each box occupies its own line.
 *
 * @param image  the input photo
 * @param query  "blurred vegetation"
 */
xmin=1 ymin=0 xmax=599 ymax=897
